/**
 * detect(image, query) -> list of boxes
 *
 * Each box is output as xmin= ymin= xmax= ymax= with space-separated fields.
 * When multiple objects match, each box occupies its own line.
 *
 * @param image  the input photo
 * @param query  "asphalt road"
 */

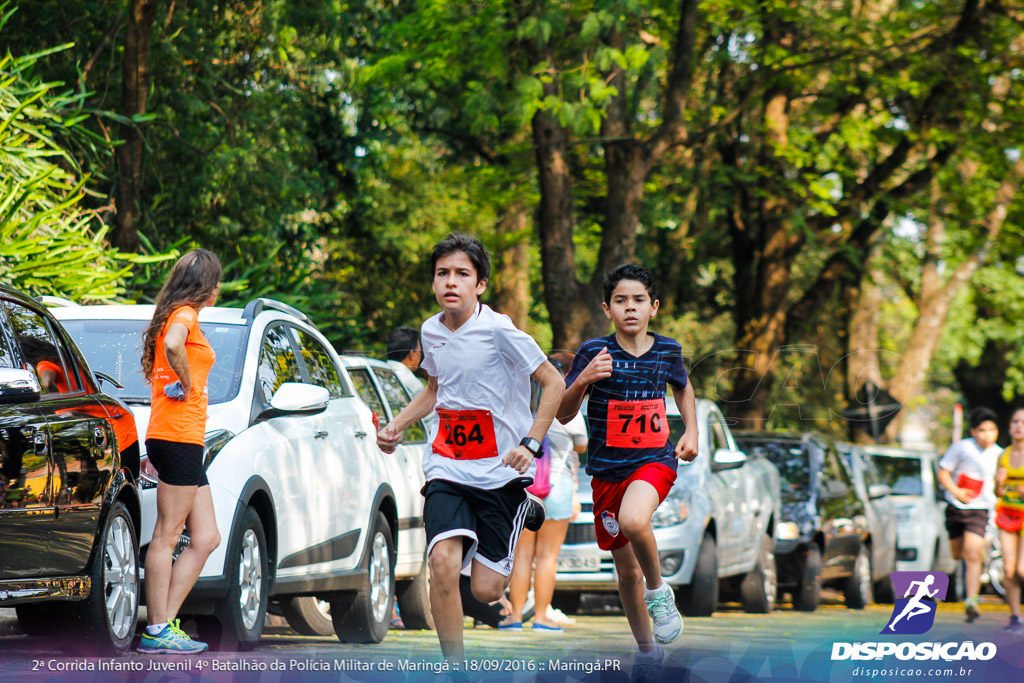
xmin=0 ymin=593 xmax=1022 ymax=683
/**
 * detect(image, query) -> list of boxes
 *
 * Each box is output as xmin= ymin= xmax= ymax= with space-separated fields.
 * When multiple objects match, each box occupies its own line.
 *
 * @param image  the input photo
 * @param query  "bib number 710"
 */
xmin=606 ymin=399 xmax=669 ymax=448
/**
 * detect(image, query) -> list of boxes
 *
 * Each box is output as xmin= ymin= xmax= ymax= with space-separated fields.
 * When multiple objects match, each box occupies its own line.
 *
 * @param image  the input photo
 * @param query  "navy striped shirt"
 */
xmin=565 ymin=333 xmax=688 ymax=482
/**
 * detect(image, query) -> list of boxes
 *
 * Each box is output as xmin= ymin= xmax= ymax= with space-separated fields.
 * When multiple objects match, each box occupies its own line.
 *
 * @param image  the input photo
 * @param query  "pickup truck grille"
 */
xmin=564 ymin=522 xmax=597 ymax=546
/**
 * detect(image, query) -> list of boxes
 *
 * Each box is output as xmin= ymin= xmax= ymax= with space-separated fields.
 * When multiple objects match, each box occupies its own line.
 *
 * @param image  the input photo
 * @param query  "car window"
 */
xmin=737 ymin=440 xmax=811 ymax=493
xmin=872 ymin=455 xmax=924 ymax=496
xmin=3 ymin=301 xmax=79 ymax=395
xmin=59 ymin=319 xmax=246 ymax=405
xmin=823 ymin=443 xmax=852 ymax=486
xmin=709 ymin=415 xmax=729 ymax=453
xmin=294 ymin=329 xmax=348 ymax=398
xmin=257 ymin=324 xmax=304 ymax=404
xmin=373 ymin=366 xmax=427 ymax=443
xmin=348 ymin=368 xmax=388 ymax=425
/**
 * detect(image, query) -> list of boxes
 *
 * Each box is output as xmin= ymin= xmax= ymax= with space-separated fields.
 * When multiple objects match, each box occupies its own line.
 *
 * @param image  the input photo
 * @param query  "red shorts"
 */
xmin=591 ymin=463 xmax=677 ymax=551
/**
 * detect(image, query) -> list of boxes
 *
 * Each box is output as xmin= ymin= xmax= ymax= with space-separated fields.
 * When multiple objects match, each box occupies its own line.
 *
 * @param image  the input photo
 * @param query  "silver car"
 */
xmin=863 ymin=446 xmax=956 ymax=575
xmin=554 ymin=398 xmax=782 ymax=615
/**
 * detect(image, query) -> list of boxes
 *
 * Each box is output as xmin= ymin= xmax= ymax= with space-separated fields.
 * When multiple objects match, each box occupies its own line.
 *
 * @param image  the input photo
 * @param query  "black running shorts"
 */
xmin=145 ymin=438 xmax=208 ymax=487
xmin=944 ymin=505 xmax=988 ymax=540
xmin=422 ymin=478 xmax=530 ymax=576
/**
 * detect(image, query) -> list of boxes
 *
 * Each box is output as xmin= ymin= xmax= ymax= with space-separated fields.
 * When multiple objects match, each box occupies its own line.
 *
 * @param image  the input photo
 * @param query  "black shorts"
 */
xmin=422 ymin=478 xmax=530 ymax=576
xmin=945 ymin=505 xmax=988 ymax=540
xmin=146 ymin=438 xmax=208 ymax=487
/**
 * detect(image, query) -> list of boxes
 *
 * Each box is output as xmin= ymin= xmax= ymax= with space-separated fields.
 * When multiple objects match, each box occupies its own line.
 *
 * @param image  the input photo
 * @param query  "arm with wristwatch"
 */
xmin=502 ymin=360 xmax=565 ymax=475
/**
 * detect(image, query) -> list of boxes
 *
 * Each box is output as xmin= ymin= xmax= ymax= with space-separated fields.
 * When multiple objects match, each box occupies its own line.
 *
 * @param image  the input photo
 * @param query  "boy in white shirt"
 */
xmin=937 ymin=406 xmax=1002 ymax=622
xmin=378 ymin=233 xmax=564 ymax=665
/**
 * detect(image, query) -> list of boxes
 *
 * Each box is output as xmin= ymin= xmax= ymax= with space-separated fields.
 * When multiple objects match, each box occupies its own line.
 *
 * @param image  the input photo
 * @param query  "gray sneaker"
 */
xmin=633 ymin=644 xmax=665 ymax=683
xmin=644 ymin=583 xmax=683 ymax=644
xmin=1004 ymin=617 xmax=1024 ymax=635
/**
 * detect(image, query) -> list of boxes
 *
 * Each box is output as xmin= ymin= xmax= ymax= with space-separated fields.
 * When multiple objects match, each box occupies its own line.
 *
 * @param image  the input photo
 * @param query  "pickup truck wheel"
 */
xmin=844 ymin=545 xmax=873 ymax=609
xmin=677 ymin=533 xmax=718 ymax=617
xmin=874 ymin=576 xmax=896 ymax=603
xmin=740 ymin=533 xmax=777 ymax=613
xmin=395 ymin=554 xmax=433 ymax=630
xmin=206 ymin=505 xmax=270 ymax=650
xmin=280 ymin=597 xmax=334 ymax=636
xmin=332 ymin=512 xmax=395 ymax=643
xmin=66 ymin=501 xmax=139 ymax=653
xmin=793 ymin=545 xmax=822 ymax=611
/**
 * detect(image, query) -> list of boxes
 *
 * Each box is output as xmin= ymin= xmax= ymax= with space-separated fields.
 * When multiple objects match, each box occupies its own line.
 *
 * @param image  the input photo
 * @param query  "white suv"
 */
xmin=50 ymin=299 xmax=423 ymax=649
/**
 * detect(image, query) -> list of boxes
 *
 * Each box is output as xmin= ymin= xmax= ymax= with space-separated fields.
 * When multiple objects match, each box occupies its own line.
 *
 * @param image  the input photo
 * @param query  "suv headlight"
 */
xmin=203 ymin=429 xmax=235 ymax=469
xmin=652 ymin=489 xmax=692 ymax=529
xmin=777 ymin=522 xmax=800 ymax=540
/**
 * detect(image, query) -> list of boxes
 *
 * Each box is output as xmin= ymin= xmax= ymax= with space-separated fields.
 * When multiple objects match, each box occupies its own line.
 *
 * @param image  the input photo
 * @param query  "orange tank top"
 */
xmin=146 ymin=306 xmax=216 ymax=446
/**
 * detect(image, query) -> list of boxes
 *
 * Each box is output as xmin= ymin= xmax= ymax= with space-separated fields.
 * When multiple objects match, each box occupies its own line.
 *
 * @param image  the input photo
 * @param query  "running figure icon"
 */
xmin=886 ymin=575 xmax=940 ymax=632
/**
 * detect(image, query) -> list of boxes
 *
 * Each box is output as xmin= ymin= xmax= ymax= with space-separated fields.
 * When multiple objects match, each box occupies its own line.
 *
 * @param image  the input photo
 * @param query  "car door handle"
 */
xmin=33 ymin=431 xmax=48 ymax=456
xmin=354 ymin=430 xmax=367 ymax=438
xmin=314 ymin=431 xmax=329 ymax=440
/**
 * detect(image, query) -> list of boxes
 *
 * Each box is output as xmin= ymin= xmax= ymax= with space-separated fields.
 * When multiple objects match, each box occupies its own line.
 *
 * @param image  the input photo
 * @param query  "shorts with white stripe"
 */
xmin=421 ymin=478 xmax=531 ymax=577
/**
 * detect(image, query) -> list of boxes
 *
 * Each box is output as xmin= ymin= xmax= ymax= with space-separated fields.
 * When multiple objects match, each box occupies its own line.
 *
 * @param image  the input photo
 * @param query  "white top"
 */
xmin=387 ymin=360 xmax=425 ymax=398
xmin=547 ymin=412 xmax=587 ymax=480
xmin=938 ymin=437 xmax=1002 ymax=510
xmin=419 ymin=304 xmax=547 ymax=489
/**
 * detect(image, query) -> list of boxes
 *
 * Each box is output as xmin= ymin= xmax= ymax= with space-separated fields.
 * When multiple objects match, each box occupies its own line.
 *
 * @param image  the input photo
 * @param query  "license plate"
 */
xmin=557 ymin=555 xmax=600 ymax=572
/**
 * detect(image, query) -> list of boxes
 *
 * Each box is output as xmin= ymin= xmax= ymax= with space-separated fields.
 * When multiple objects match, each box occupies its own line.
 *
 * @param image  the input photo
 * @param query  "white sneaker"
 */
xmin=644 ymin=583 xmax=683 ymax=644
xmin=633 ymin=643 xmax=665 ymax=682
xmin=547 ymin=605 xmax=576 ymax=625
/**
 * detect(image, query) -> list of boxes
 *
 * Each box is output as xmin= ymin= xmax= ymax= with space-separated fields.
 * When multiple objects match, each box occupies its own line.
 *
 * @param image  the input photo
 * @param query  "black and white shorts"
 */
xmin=146 ymin=438 xmax=208 ymax=487
xmin=422 ymin=478 xmax=530 ymax=576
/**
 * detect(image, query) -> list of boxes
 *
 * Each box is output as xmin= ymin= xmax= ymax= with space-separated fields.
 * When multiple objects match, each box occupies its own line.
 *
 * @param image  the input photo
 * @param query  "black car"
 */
xmin=0 ymin=285 xmax=141 ymax=653
xmin=733 ymin=431 xmax=874 ymax=611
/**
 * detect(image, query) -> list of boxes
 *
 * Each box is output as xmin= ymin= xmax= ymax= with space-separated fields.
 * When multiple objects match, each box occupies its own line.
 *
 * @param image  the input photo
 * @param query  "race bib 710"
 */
xmin=606 ymin=399 xmax=669 ymax=449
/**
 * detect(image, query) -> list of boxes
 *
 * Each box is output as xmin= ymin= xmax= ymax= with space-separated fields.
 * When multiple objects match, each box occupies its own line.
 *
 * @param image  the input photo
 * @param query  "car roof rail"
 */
xmin=241 ymin=297 xmax=308 ymax=323
xmin=35 ymin=295 xmax=80 ymax=308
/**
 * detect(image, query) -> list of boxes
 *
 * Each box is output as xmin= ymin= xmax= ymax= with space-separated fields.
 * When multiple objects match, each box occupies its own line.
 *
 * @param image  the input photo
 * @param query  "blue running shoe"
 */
xmin=138 ymin=619 xmax=208 ymax=654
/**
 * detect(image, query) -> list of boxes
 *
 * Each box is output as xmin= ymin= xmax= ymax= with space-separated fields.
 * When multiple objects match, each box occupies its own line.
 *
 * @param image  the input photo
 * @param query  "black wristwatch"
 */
xmin=519 ymin=436 xmax=543 ymax=457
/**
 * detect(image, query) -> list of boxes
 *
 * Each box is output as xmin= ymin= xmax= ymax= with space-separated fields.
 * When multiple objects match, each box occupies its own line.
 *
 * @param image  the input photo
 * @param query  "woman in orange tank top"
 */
xmin=138 ymin=250 xmax=223 ymax=654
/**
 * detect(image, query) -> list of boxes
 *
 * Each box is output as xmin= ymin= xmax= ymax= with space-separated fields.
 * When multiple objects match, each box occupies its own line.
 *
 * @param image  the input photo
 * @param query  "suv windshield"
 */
xmin=736 ymin=439 xmax=812 ymax=494
xmin=60 ymin=319 xmax=246 ymax=405
xmin=870 ymin=455 xmax=923 ymax=496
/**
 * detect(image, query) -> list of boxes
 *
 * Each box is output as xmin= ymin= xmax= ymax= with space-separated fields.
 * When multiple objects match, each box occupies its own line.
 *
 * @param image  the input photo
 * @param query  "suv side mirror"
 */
xmin=822 ymin=479 xmax=849 ymax=499
xmin=265 ymin=382 xmax=330 ymax=417
xmin=0 ymin=368 xmax=41 ymax=404
xmin=712 ymin=448 xmax=747 ymax=472
xmin=868 ymin=483 xmax=891 ymax=500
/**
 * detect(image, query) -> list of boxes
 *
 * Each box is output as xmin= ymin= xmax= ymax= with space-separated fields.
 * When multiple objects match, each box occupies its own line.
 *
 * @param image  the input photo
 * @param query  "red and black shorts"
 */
xmin=591 ymin=463 xmax=677 ymax=551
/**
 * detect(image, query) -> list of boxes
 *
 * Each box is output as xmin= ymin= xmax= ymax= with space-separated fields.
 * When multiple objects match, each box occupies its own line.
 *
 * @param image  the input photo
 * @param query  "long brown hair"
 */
xmin=141 ymin=249 xmax=222 ymax=380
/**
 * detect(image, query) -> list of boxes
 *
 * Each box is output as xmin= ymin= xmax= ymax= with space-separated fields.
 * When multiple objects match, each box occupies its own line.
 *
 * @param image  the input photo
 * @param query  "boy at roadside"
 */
xmin=937 ymin=406 xmax=1002 ymax=622
xmin=558 ymin=264 xmax=698 ymax=673
xmin=378 ymin=232 xmax=564 ymax=666
xmin=386 ymin=325 xmax=425 ymax=398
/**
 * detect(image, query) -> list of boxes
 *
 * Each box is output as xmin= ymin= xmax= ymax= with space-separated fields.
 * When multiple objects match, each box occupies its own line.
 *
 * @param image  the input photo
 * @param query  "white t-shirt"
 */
xmin=419 ymin=304 xmax=547 ymax=489
xmin=547 ymin=412 xmax=587 ymax=481
xmin=938 ymin=437 xmax=1002 ymax=510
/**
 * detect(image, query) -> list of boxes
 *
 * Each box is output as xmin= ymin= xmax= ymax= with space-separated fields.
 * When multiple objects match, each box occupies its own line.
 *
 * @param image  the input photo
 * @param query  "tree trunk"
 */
xmin=846 ymin=257 xmax=884 ymax=443
xmin=114 ymin=0 xmax=158 ymax=252
xmin=490 ymin=204 xmax=532 ymax=330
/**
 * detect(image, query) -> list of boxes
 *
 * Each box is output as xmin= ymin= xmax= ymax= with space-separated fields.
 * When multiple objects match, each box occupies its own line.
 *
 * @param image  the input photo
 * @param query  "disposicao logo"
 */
xmin=883 ymin=571 xmax=948 ymax=635
xmin=831 ymin=571 xmax=997 ymax=663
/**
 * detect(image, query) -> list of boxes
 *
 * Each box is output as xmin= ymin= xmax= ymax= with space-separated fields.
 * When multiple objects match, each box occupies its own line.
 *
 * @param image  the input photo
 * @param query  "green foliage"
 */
xmin=0 ymin=6 xmax=170 ymax=301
